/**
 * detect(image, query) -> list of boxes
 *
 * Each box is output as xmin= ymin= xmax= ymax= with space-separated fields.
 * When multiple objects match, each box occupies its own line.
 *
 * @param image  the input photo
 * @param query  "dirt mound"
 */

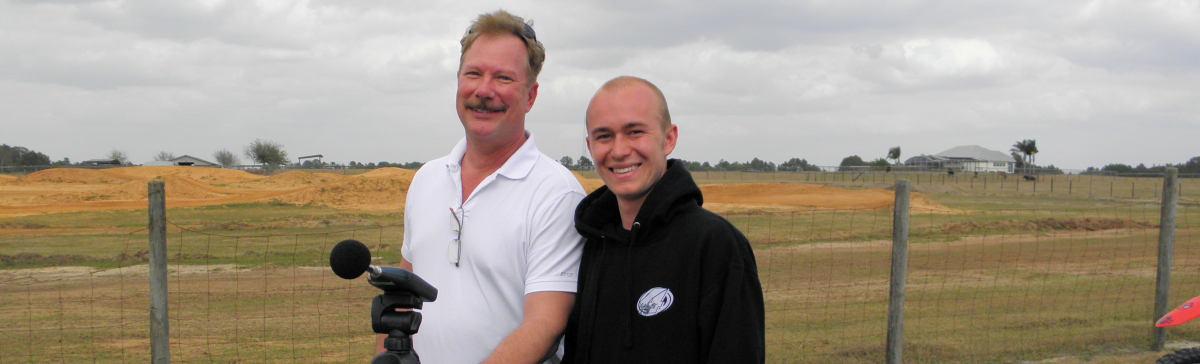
xmin=271 ymin=174 xmax=411 ymax=211
xmin=18 ymin=168 xmax=134 ymax=184
xmin=0 ymin=174 xmax=18 ymax=183
xmin=263 ymin=167 xmax=416 ymax=210
xmin=700 ymin=183 xmax=955 ymax=213
xmin=229 ymin=170 xmax=349 ymax=189
xmin=104 ymin=166 xmax=264 ymax=184
xmin=266 ymin=168 xmax=593 ymax=210
xmin=268 ymin=171 xmax=346 ymax=184
xmin=0 ymin=168 xmax=417 ymax=217
xmin=33 ymin=174 xmax=233 ymax=204
xmin=943 ymin=218 xmax=1154 ymax=233
xmin=3 ymin=169 xmax=961 ymax=217
xmin=573 ymin=172 xmax=605 ymax=193
xmin=358 ymin=167 xmax=416 ymax=178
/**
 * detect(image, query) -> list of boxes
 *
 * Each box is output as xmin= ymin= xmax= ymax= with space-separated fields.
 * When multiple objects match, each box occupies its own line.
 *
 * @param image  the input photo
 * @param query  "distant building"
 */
xmin=904 ymin=145 xmax=1014 ymax=173
xmin=84 ymin=159 xmax=121 ymax=165
xmin=903 ymin=155 xmax=948 ymax=170
xmin=143 ymin=155 xmax=219 ymax=167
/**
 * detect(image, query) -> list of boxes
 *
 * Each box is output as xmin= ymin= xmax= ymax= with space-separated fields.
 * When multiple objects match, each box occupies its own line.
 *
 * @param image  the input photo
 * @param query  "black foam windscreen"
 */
xmin=330 ymin=239 xmax=372 ymax=280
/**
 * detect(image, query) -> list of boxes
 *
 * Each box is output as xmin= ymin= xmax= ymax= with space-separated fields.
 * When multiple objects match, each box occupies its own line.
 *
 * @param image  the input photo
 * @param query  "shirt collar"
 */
xmin=444 ymin=131 xmax=539 ymax=180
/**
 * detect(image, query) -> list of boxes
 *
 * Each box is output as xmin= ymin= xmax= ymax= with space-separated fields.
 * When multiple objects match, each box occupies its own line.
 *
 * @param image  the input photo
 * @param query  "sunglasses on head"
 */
xmin=467 ymin=22 xmax=537 ymax=44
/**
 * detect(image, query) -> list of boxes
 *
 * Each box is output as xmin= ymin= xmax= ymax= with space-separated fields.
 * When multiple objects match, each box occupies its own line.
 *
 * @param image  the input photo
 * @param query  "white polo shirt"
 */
xmin=401 ymin=133 xmax=585 ymax=363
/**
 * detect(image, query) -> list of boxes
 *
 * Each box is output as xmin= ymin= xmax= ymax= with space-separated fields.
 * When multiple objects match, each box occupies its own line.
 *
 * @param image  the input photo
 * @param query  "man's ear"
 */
xmin=662 ymin=124 xmax=678 ymax=156
xmin=525 ymin=81 xmax=539 ymax=111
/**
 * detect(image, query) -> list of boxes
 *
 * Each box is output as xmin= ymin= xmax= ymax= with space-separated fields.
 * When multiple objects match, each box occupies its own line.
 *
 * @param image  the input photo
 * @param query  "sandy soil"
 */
xmin=0 ymin=167 xmax=950 ymax=217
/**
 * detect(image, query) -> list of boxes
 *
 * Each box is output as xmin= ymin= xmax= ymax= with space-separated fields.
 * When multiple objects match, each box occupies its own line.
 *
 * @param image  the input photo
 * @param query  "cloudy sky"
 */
xmin=3 ymin=0 xmax=1198 ymax=170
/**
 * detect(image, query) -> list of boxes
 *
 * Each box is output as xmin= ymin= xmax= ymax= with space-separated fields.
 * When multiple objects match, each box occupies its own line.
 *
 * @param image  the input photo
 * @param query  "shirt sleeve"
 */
xmin=400 ymin=196 xmax=414 ymax=262
xmin=700 ymin=231 xmax=766 ymax=364
xmin=524 ymin=190 xmax=586 ymax=295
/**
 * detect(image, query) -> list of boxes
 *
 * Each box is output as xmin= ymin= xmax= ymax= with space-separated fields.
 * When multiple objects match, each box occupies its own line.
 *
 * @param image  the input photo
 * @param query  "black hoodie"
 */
xmin=563 ymin=159 xmax=765 ymax=364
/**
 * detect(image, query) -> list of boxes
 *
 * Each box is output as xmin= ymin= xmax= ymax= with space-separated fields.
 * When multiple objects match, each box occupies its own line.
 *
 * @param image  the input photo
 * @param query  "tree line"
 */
xmin=4 ymin=142 xmax=1197 ymax=176
xmin=0 ymin=144 xmax=58 ymax=166
xmin=557 ymin=156 xmax=823 ymax=172
xmin=1088 ymin=158 xmax=1200 ymax=175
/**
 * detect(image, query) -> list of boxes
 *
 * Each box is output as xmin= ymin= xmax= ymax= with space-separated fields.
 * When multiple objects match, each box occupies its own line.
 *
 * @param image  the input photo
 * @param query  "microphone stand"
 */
xmin=366 ymin=266 xmax=436 ymax=364
xmin=370 ymin=291 xmax=424 ymax=364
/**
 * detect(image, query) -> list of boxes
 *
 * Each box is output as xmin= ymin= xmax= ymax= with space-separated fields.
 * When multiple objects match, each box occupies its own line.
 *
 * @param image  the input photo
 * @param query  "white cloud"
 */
xmin=1 ymin=0 xmax=1198 ymax=168
xmin=901 ymin=38 xmax=1003 ymax=78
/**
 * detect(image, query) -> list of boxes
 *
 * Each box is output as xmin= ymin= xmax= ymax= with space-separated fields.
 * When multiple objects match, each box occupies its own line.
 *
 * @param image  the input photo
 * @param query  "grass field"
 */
xmin=3 ymin=170 xmax=1199 ymax=363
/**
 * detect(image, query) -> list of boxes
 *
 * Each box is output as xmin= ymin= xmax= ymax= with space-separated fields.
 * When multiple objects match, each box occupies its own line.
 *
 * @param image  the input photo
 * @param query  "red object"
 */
xmin=1157 ymin=295 xmax=1200 ymax=328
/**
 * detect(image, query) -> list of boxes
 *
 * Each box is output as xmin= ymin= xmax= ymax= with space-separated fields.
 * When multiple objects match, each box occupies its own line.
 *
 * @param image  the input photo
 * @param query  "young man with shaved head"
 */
xmin=564 ymin=76 xmax=765 ymax=363
xmin=380 ymin=10 xmax=585 ymax=364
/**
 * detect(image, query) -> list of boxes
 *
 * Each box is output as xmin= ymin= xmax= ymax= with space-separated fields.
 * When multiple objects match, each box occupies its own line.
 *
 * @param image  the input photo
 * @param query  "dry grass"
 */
xmin=1 ymin=265 xmax=378 ymax=363
xmin=8 ymin=225 xmax=1196 ymax=363
xmin=3 ymin=169 xmax=1200 ymax=363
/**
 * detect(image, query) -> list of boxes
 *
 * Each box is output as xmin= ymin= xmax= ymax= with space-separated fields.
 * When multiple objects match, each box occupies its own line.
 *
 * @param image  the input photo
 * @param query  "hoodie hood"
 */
xmin=574 ymin=159 xmax=703 ymax=245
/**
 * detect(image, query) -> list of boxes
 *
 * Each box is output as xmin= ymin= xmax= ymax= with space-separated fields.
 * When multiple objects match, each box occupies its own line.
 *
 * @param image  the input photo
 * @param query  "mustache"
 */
xmin=463 ymin=98 xmax=507 ymax=113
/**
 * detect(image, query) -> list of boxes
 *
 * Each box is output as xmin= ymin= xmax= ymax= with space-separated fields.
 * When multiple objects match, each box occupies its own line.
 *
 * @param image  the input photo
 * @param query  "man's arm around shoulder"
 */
xmin=482 ymin=291 xmax=575 ymax=364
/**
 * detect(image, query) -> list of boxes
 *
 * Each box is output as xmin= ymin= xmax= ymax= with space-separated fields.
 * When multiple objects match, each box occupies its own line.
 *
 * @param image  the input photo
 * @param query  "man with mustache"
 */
xmin=378 ymin=10 xmax=585 ymax=363
xmin=564 ymin=76 xmax=765 ymax=363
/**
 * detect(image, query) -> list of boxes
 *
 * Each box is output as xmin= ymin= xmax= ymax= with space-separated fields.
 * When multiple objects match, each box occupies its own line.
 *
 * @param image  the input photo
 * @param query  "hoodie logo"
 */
xmin=637 ymin=287 xmax=674 ymax=317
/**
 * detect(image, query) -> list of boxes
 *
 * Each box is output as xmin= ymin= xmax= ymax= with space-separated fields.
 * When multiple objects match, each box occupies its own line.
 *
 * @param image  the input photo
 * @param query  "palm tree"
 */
xmin=1010 ymin=139 xmax=1038 ymax=174
xmin=887 ymin=146 xmax=902 ymax=166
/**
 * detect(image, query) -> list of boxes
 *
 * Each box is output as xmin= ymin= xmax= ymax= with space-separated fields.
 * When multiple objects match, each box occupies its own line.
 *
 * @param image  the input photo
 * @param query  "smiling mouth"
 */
xmin=464 ymin=99 xmax=507 ymax=114
xmin=612 ymin=164 xmax=639 ymax=174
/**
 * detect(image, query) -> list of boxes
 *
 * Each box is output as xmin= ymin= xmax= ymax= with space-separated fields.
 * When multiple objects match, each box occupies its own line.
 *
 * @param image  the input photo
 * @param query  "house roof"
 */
xmin=144 ymin=155 xmax=218 ymax=166
xmin=934 ymin=145 xmax=1012 ymax=162
xmin=905 ymin=154 xmax=955 ymax=164
xmin=171 ymin=155 xmax=217 ymax=166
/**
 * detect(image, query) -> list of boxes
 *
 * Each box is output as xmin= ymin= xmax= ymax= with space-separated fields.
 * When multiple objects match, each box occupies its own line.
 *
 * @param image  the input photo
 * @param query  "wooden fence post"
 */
xmin=1152 ymin=168 xmax=1178 ymax=350
xmin=148 ymin=182 xmax=170 ymax=363
xmin=886 ymin=180 xmax=911 ymax=364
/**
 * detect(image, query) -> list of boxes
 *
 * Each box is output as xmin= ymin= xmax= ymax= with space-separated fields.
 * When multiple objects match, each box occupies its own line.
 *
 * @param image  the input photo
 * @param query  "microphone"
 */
xmin=329 ymin=239 xmax=438 ymax=302
xmin=330 ymin=239 xmax=372 ymax=279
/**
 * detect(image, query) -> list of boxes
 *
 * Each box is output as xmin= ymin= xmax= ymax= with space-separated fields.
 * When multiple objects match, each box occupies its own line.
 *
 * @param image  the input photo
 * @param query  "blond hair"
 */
xmin=597 ymin=76 xmax=672 ymax=130
xmin=460 ymin=10 xmax=545 ymax=85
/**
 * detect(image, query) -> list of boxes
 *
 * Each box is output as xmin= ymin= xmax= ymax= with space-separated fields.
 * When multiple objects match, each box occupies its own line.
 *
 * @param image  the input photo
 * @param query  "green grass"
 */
xmin=1 ymin=203 xmax=406 ymax=270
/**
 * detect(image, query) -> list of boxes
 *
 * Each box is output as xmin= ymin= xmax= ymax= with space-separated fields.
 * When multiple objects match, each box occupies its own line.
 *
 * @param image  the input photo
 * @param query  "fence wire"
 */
xmin=3 ymin=202 xmax=1198 ymax=363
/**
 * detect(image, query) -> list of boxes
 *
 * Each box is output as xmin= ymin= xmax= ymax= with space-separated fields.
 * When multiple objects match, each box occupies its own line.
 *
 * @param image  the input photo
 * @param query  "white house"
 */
xmin=905 ymin=145 xmax=1014 ymax=173
xmin=143 ymin=155 xmax=219 ymax=167
xmin=936 ymin=145 xmax=1013 ymax=173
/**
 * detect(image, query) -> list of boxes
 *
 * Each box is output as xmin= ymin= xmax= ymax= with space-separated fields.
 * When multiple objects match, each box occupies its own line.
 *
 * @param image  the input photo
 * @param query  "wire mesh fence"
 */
xmin=729 ymin=202 xmax=1200 ymax=363
xmin=0 ymin=225 xmax=402 ymax=364
xmin=685 ymin=170 xmax=1199 ymax=201
xmin=3 ymin=197 xmax=1199 ymax=362
xmin=1 ymin=231 xmax=147 ymax=363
